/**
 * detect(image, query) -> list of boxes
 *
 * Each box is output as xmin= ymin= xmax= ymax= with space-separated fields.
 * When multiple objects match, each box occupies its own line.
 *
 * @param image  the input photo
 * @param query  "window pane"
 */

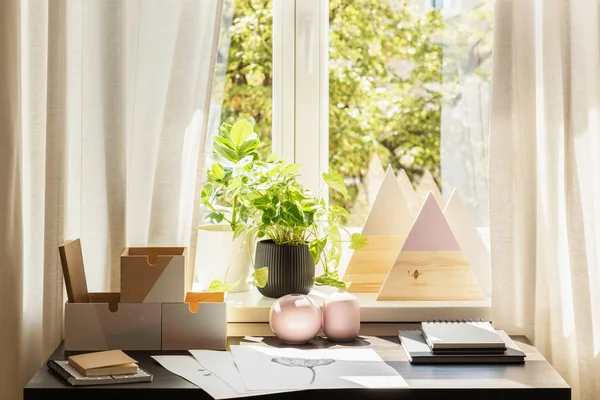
xmin=328 ymin=0 xmax=493 ymax=227
xmin=199 ymin=0 xmax=273 ymax=237
xmin=209 ymin=0 xmax=273 ymax=159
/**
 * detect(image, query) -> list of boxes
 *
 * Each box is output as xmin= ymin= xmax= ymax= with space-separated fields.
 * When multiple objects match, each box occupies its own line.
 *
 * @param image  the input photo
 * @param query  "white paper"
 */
xmin=152 ymin=355 xmax=255 ymax=399
xmin=229 ymin=346 xmax=408 ymax=391
xmin=189 ymin=350 xmax=291 ymax=396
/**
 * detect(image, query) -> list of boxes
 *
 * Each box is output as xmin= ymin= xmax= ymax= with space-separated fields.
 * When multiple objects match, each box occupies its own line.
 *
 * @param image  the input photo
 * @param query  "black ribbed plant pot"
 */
xmin=254 ymin=240 xmax=315 ymax=298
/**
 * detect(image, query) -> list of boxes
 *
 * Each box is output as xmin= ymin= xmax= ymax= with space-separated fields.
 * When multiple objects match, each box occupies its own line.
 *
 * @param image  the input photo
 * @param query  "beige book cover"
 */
xmin=68 ymin=350 xmax=137 ymax=376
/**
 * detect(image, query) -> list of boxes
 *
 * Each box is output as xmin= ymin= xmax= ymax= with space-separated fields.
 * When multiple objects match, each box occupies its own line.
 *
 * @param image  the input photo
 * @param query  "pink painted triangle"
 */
xmin=402 ymin=192 xmax=461 ymax=251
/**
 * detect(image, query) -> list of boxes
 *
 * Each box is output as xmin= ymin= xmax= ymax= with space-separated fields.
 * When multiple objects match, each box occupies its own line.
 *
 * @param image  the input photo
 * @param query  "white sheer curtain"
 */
xmin=0 ymin=1 xmax=223 ymax=398
xmin=490 ymin=0 xmax=600 ymax=398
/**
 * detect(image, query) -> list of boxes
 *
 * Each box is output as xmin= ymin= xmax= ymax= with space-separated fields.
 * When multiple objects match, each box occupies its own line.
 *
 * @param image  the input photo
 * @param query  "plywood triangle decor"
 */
xmin=396 ymin=169 xmax=421 ymax=215
xmin=361 ymin=166 xmax=412 ymax=236
xmin=349 ymin=153 xmax=386 ymax=227
xmin=416 ymin=170 xmax=444 ymax=208
xmin=343 ymin=166 xmax=413 ymax=293
xmin=377 ymin=193 xmax=486 ymax=301
xmin=365 ymin=153 xmax=386 ymax=207
xmin=444 ymin=190 xmax=491 ymax=296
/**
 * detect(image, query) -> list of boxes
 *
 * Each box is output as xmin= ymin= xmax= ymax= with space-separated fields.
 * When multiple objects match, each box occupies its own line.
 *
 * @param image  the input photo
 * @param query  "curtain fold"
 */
xmin=0 ymin=1 xmax=24 ymax=400
xmin=490 ymin=0 xmax=600 ymax=398
xmin=0 ymin=1 xmax=223 ymax=398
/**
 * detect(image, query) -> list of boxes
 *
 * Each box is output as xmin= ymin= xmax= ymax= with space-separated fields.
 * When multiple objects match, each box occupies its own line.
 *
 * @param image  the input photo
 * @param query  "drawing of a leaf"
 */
xmin=271 ymin=357 xmax=336 ymax=384
xmin=272 ymin=357 xmax=307 ymax=367
xmin=304 ymin=359 xmax=335 ymax=368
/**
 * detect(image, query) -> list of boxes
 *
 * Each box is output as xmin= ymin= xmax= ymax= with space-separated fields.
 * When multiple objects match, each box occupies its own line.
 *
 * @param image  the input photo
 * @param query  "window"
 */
xmin=211 ymin=0 xmax=493 ymax=230
xmin=207 ymin=0 xmax=274 ymax=159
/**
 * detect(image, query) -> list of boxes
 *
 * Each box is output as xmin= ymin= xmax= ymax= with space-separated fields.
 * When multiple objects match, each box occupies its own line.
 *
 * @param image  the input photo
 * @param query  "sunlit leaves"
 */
xmin=212 ymin=163 xmax=225 ymax=179
xmin=230 ymin=119 xmax=254 ymax=147
xmin=322 ymin=169 xmax=348 ymax=200
xmin=250 ymin=267 xmax=268 ymax=288
xmin=349 ymin=233 xmax=368 ymax=249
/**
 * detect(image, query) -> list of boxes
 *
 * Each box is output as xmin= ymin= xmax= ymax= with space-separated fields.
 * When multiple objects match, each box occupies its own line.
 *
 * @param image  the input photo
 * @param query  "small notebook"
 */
xmin=399 ymin=330 xmax=526 ymax=364
xmin=68 ymin=350 xmax=138 ymax=377
xmin=421 ymin=320 xmax=506 ymax=351
xmin=47 ymin=360 xmax=152 ymax=386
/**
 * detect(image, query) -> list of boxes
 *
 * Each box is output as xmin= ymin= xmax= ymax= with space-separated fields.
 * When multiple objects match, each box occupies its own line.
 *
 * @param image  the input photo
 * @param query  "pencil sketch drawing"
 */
xmin=271 ymin=357 xmax=336 ymax=384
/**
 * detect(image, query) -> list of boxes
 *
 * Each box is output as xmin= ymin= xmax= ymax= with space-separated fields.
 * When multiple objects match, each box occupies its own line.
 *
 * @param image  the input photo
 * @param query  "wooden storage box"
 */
xmin=161 ymin=292 xmax=227 ymax=350
xmin=121 ymin=247 xmax=186 ymax=303
xmin=64 ymin=293 xmax=161 ymax=351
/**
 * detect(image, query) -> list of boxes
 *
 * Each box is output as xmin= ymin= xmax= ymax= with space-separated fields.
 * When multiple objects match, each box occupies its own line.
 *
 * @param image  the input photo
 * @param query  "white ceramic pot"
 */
xmin=194 ymin=224 xmax=251 ymax=293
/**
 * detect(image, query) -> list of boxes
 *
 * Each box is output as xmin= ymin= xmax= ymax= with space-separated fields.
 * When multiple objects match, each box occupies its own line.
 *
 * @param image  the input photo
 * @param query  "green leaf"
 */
xmin=331 ymin=205 xmax=350 ymax=222
xmin=234 ymin=156 xmax=254 ymax=170
xmin=227 ymin=177 xmax=242 ymax=192
xmin=326 ymin=225 xmax=342 ymax=243
xmin=230 ymin=119 xmax=253 ymax=147
xmin=250 ymin=267 xmax=268 ymax=288
xmin=201 ymin=182 xmax=212 ymax=198
xmin=349 ymin=233 xmax=369 ymax=249
xmin=266 ymin=153 xmax=279 ymax=162
xmin=238 ymin=138 xmax=260 ymax=155
xmin=313 ymin=273 xmax=350 ymax=289
xmin=302 ymin=209 xmax=314 ymax=226
xmin=267 ymin=163 xmax=281 ymax=177
xmin=214 ymin=135 xmax=235 ymax=150
xmin=282 ymin=163 xmax=302 ymax=175
xmin=208 ymin=279 xmax=234 ymax=292
xmin=206 ymin=211 xmax=224 ymax=224
xmin=218 ymin=123 xmax=232 ymax=138
xmin=261 ymin=213 xmax=271 ymax=225
xmin=214 ymin=141 xmax=240 ymax=162
xmin=212 ymin=163 xmax=225 ymax=179
xmin=309 ymin=237 xmax=327 ymax=264
xmin=281 ymin=201 xmax=304 ymax=225
xmin=322 ymin=169 xmax=348 ymax=200
xmin=253 ymin=197 xmax=271 ymax=210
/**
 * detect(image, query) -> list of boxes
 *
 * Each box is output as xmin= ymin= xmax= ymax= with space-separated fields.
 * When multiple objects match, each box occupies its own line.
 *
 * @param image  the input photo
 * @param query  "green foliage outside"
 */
xmin=217 ymin=0 xmax=492 ymax=224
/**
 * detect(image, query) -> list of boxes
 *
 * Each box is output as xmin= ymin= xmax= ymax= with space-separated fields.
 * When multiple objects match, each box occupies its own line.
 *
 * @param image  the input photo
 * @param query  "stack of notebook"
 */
xmin=47 ymin=350 xmax=153 ymax=386
xmin=399 ymin=320 xmax=526 ymax=364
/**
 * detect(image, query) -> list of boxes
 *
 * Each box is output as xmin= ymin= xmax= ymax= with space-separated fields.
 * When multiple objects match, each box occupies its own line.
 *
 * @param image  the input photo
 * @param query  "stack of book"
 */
xmin=47 ymin=350 xmax=153 ymax=386
xmin=398 ymin=320 xmax=526 ymax=365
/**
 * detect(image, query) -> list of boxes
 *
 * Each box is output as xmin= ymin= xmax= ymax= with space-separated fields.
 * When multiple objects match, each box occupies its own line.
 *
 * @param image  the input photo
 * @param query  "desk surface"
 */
xmin=24 ymin=336 xmax=570 ymax=400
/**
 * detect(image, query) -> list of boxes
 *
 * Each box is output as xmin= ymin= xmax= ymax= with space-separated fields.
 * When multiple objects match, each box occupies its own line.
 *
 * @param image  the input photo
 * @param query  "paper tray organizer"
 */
xmin=60 ymin=240 xmax=227 ymax=351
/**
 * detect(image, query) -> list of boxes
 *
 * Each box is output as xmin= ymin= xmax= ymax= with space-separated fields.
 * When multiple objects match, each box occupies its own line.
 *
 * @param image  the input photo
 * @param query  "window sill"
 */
xmin=223 ymin=286 xmax=491 ymax=323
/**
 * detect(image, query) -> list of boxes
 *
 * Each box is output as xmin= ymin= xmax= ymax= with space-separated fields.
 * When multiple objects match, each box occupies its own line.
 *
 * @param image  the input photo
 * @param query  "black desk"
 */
xmin=24 ymin=336 xmax=570 ymax=400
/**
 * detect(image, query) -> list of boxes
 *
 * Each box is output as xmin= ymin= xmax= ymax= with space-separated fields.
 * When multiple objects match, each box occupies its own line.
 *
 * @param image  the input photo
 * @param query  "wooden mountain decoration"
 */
xmin=365 ymin=153 xmax=386 ymax=207
xmin=396 ymin=169 xmax=420 ymax=215
xmin=416 ymin=170 xmax=444 ymax=207
xmin=343 ymin=166 xmax=413 ymax=293
xmin=444 ymin=190 xmax=491 ymax=296
xmin=377 ymin=192 xmax=486 ymax=301
xmin=348 ymin=154 xmax=386 ymax=227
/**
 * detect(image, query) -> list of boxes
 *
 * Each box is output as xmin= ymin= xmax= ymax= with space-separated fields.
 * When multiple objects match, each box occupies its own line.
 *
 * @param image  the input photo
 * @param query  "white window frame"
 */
xmin=223 ymin=0 xmax=493 ymax=330
xmin=273 ymin=0 xmax=329 ymax=197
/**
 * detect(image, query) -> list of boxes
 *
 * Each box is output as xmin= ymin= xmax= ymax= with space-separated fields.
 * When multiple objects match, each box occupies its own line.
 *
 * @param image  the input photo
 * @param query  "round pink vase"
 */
xmin=269 ymin=294 xmax=322 ymax=344
xmin=322 ymin=291 xmax=360 ymax=341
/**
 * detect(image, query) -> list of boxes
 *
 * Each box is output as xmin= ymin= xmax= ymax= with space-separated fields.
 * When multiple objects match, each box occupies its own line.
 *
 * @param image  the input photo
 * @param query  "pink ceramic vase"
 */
xmin=322 ymin=291 xmax=360 ymax=341
xmin=269 ymin=294 xmax=322 ymax=344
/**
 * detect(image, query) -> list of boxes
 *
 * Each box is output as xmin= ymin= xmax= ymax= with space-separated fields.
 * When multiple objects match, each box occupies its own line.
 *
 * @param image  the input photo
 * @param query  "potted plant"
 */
xmin=197 ymin=119 xmax=266 ymax=292
xmin=203 ymin=119 xmax=367 ymax=297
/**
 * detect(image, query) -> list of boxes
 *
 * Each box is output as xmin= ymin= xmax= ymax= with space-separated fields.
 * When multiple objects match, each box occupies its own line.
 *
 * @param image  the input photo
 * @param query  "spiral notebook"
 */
xmin=47 ymin=360 xmax=152 ymax=386
xmin=421 ymin=320 xmax=506 ymax=351
xmin=398 ymin=329 xmax=526 ymax=364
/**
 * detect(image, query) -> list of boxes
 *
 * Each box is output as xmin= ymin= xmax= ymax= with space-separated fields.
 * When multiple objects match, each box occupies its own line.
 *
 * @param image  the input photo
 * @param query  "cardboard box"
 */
xmin=161 ymin=292 xmax=227 ymax=350
xmin=64 ymin=293 xmax=161 ymax=351
xmin=120 ymin=247 xmax=186 ymax=303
